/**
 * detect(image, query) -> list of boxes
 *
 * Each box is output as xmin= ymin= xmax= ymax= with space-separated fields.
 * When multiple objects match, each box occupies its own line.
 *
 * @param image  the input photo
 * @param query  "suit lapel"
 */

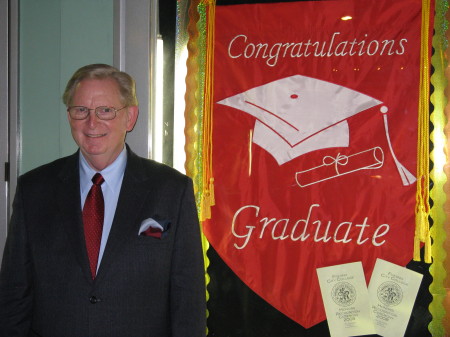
xmin=56 ymin=152 xmax=93 ymax=283
xmin=95 ymin=149 xmax=150 ymax=282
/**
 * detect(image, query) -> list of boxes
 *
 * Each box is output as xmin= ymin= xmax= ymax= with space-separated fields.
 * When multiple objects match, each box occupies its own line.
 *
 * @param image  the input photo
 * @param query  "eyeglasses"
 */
xmin=67 ymin=106 xmax=127 ymax=120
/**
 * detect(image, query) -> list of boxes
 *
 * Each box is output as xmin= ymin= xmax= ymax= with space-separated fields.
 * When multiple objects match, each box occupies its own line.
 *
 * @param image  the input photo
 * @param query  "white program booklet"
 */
xmin=317 ymin=261 xmax=376 ymax=337
xmin=368 ymin=258 xmax=423 ymax=337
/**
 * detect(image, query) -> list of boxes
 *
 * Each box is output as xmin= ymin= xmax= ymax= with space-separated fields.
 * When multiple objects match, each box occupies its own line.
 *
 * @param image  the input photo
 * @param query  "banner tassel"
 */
xmin=209 ymin=178 xmax=215 ymax=206
xmin=201 ymin=192 xmax=212 ymax=221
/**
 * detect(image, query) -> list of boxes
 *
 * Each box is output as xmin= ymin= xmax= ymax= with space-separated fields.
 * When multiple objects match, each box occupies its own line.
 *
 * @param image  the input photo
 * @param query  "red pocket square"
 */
xmin=142 ymin=226 xmax=163 ymax=239
xmin=138 ymin=218 xmax=170 ymax=239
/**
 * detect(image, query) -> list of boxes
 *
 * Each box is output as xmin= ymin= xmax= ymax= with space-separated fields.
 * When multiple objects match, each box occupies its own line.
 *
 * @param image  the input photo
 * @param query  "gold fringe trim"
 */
xmin=184 ymin=0 xmax=212 ymax=334
xmin=414 ymin=0 xmax=432 ymax=263
xmin=428 ymin=0 xmax=448 ymax=334
xmin=199 ymin=0 xmax=216 ymax=221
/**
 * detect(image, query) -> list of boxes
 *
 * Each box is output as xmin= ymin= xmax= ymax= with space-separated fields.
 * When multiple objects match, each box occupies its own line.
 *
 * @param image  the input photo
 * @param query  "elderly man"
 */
xmin=0 ymin=64 xmax=206 ymax=337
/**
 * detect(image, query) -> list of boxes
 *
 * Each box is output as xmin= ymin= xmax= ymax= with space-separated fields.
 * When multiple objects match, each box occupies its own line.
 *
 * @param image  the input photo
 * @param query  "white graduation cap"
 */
xmin=217 ymin=74 xmax=415 ymax=186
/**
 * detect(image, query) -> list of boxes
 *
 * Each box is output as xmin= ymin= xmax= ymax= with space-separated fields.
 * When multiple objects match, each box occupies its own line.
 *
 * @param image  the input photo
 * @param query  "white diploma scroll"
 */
xmin=368 ymin=259 xmax=423 ymax=337
xmin=317 ymin=262 xmax=376 ymax=337
xmin=295 ymin=147 xmax=384 ymax=187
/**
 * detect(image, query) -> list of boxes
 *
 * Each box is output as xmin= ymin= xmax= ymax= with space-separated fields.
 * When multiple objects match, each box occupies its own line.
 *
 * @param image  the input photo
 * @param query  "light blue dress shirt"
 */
xmin=79 ymin=147 xmax=127 ymax=271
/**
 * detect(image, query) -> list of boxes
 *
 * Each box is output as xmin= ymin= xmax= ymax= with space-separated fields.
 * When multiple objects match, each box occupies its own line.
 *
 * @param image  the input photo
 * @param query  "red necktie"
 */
xmin=83 ymin=173 xmax=105 ymax=279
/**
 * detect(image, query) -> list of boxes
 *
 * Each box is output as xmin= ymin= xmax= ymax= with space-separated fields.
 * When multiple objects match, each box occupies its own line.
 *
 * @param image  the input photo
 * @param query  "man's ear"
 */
xmin=126 ymin=106 xmax=139 ymax=132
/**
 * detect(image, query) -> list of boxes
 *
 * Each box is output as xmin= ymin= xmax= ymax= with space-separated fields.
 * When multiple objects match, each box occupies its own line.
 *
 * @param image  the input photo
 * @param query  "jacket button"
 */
xmin=89 ymin=296 xmax=100 ymax=304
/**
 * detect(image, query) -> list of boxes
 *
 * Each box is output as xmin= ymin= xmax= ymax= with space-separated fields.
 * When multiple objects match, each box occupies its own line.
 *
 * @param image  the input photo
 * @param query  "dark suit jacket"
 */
xmin=0 ymin=147 xmax=206 ymax=337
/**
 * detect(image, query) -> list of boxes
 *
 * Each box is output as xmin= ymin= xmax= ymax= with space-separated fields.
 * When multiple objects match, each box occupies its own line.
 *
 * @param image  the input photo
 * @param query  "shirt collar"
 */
xmin=79 ymin=146 xmax=128 ymax=195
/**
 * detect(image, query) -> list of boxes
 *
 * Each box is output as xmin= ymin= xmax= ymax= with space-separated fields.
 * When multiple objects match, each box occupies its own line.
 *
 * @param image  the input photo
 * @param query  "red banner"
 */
xmin=203 ymin=0 xmax=429 ymax=328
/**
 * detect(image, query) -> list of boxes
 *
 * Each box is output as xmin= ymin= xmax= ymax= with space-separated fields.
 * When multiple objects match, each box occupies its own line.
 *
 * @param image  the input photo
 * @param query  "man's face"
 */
xmin=68 ymin=78 xmax=138 ymax=171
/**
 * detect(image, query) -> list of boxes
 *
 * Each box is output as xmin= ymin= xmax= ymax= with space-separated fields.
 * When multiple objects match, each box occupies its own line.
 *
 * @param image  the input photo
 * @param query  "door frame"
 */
xmin=0 ymin=0 xmax=19 ymax=263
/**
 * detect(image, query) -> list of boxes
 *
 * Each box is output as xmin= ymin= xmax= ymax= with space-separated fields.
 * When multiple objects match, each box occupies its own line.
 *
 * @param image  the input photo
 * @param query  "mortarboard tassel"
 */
xmin=380 ymin=107 xmax=416 ymax=186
